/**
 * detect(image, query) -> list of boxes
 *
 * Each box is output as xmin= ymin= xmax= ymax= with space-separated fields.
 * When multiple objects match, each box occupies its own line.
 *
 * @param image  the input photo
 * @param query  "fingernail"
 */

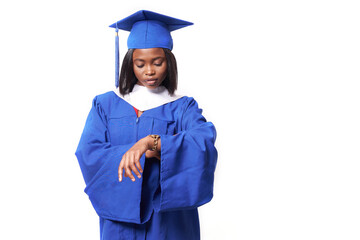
xmin=138 ymin=175 xmax=141 ymax=178
xmin=132 ymin=178 xmax=135 ymax=182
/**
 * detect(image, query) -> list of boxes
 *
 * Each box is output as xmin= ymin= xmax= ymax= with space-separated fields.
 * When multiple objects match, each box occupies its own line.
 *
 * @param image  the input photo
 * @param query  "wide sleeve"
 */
xmin=153 ymin=97 xmax=218 ymax=212
xmin=75 ymin=96 xmax=146 ymax=223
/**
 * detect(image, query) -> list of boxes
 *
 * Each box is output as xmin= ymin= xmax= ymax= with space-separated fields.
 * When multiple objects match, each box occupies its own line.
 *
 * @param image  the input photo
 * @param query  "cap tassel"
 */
xmin=115 ymin=26 xmax=119 ymax=88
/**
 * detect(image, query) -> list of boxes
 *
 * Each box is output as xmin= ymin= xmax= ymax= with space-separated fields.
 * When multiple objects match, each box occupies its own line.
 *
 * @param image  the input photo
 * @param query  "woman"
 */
xmin=75 ymin=10 xmax=217 ymax=240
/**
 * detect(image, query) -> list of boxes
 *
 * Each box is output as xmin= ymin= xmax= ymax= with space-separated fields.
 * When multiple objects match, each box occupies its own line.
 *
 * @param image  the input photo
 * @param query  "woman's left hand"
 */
xmin=118 ymin=136 xmax=161 ymax=182
xmin=118 ymin=137 xmax=148 ymax=182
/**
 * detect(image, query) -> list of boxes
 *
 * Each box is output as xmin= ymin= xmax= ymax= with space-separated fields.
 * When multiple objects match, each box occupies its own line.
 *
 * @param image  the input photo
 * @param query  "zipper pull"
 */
xmin=136 ymin=118 xmax=139 ymax=123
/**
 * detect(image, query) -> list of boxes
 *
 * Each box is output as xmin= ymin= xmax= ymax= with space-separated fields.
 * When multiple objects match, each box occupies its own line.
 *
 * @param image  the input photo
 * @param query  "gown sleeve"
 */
xmin=75 ymin=96 xmax=146 ymax=223
xmin=153 ymin=97 xmax=218 ymax=212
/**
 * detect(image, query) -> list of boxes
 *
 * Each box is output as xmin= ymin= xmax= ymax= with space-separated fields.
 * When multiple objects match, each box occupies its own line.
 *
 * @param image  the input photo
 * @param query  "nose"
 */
xmin=145 ymin=65 xmax=155 ymax=76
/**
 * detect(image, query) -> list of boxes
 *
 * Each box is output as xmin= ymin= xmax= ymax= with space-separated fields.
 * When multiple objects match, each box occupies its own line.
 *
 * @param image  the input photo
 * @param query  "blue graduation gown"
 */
xmin=75 ymin=91 xmax=217 ymax=240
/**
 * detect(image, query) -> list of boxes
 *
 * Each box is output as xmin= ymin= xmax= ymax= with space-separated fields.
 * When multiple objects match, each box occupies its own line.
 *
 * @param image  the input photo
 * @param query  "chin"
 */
xmin=146 ymin=85 xmax=159 ymax=89
xmin=139 ymin=81 xmax=161 ymax=89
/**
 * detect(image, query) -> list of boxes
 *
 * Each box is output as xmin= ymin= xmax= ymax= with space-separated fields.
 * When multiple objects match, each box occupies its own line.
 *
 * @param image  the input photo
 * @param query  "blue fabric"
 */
xmin=109 ymin=10 xmax=193 ymax=50
xmin=115 ymin=28 xmax=119 ymax=88
xmin=127 ymin=20 xmax=173 ymax=50
xmin=75 ymin=91 xmax=217 ymax=240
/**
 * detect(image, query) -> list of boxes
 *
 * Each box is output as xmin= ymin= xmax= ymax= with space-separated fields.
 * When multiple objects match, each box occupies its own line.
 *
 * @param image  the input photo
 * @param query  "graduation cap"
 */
xmin=109 ymin=10 xmax=193 ymax=87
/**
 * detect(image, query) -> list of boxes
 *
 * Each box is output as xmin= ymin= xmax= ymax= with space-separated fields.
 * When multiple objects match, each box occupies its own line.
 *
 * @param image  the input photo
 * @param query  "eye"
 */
xmin=154 ymin=62 xmax=163 ymax=67
xmin=136 ymin=65 xmax=144 ymax=68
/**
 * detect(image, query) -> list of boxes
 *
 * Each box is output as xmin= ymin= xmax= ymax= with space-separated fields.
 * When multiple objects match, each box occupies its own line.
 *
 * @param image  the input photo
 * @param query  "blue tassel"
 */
xmin=115 ymin=27 xmax=119 ymax=88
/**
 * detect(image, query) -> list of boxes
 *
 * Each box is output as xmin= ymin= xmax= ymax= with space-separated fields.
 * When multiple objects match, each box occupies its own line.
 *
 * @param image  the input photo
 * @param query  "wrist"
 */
xmin=141 ymin=136 xmax=152 ymax=150
xmin=148 ymin=134 xmax=160 ymax=151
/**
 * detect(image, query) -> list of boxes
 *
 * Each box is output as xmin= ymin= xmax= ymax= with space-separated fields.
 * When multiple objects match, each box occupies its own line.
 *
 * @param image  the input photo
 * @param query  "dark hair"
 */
xmin=118 ymin=48 xmax=178 ymax=96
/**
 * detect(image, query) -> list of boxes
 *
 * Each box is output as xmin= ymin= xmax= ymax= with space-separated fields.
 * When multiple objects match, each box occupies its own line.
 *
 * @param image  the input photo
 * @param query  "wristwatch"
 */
xmin=149 ymin=134 xmax=160 ymax=151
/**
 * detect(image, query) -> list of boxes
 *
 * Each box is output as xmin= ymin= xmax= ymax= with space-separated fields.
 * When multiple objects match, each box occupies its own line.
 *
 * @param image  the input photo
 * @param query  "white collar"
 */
xmin=113 ymin=84 xmax=184 ymax=111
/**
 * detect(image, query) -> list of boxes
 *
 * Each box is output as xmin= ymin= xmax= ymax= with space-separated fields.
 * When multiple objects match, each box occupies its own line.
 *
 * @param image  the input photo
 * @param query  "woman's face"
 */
xmin=133 ymin=48 xmax=167 ymax=89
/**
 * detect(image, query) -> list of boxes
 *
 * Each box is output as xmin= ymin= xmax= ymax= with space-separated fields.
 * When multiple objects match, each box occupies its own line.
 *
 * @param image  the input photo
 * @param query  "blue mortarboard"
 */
xmin=109 ymin=10 xmax=193 ymax=87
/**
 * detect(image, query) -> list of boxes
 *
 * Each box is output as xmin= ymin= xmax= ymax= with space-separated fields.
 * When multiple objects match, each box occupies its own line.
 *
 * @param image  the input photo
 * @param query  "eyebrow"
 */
xmin=133 ymin=57 xmax=164 ymax=62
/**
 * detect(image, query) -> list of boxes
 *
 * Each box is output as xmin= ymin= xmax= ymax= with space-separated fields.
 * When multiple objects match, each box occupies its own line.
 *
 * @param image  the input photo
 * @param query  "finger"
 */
xmin=134 ymin=157 xmax=143 ymax=174
xmin=125 ymin=168 xmax=135 ymax=181
xmin=130 ymin=158 xmax=141 ymax=179
xmin=125 ymin=159 xmax=135 ymax=182
xmin=129 ymin=153 xmax=140 ymax=180
xmin=145 ymin=150 xmax=154 ymax=159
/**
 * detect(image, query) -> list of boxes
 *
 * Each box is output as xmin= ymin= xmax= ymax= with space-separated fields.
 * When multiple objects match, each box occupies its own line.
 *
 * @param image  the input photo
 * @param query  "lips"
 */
xmin=145 ymin=79 xmax=157 ymax=85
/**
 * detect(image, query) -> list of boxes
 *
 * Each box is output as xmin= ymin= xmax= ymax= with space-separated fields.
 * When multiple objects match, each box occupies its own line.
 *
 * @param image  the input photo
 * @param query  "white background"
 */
xmin=1 ymin=0 xmax=359 ymax=239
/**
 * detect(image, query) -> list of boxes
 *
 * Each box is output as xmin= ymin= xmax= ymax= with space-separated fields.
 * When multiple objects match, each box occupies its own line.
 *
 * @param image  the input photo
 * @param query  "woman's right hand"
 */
xmin=145 ymin=149 xmax=161 ymax=160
